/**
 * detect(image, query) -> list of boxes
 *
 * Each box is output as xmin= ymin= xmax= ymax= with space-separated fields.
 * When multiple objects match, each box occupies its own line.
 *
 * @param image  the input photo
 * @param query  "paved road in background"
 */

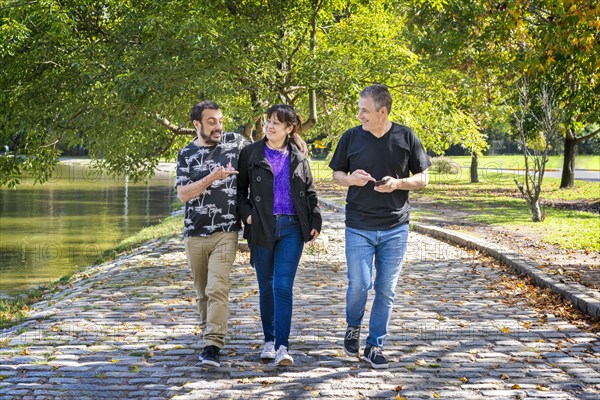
xmin=478 ymin=168 xmax=600 ymax=182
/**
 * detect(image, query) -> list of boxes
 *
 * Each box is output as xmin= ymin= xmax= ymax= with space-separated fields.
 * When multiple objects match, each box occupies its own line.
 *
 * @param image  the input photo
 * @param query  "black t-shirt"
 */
xmin=329 ymin=123 xmax=431 ymax=230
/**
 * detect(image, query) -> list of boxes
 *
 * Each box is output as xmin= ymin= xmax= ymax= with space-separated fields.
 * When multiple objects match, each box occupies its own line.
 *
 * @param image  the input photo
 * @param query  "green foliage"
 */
xmin=409 ymin=0 xmax=600 ymax=186
xmin=1 ymin=0 xmax=484 ymax=186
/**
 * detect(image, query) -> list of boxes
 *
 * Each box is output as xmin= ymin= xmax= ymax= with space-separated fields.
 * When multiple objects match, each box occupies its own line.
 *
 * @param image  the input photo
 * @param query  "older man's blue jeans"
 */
xmin=252 ymin=215 xmax=304 ymax=349
xmin=345 ymin=223 xmax=409 ymax=348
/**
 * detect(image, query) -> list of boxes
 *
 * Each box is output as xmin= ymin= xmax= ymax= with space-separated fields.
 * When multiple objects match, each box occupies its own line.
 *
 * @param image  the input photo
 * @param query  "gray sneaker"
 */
xmin=260 ymin=341 xmax=276 ymax=359
xmin=274 ymin=345 xmax=293 ymax=366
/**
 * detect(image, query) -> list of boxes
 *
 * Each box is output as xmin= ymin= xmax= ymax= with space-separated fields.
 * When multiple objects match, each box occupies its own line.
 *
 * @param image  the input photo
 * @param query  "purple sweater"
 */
xmin=265 ymin=146 xmax=297 ymax=215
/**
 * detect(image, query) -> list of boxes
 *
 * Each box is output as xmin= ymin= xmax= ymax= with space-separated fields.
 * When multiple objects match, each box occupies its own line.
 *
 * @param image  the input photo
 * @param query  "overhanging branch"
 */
xmin=155 ymin=114 xmax=195 ymax=135
xmin=575 ymin=127 xmax=600 ymax=143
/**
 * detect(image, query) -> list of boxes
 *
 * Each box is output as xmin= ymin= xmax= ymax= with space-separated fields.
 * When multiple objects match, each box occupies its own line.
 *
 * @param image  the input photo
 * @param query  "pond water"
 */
xmin=0 ymin=162 xmax=176 ymax=296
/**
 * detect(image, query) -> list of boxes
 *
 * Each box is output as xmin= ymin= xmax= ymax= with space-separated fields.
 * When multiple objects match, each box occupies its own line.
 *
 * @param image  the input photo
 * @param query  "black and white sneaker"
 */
xmin=199 ymin=345 xmax=221 ymax=367
xmin=362 ymin=345 xmax=388 ymax=369
xmin=343 ymin=326 xmax=360 ymax=357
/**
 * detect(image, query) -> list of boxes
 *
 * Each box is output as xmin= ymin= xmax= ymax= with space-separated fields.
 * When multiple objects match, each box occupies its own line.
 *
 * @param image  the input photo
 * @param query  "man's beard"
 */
xmin=200 ymin=127 xmax=222 ymax=145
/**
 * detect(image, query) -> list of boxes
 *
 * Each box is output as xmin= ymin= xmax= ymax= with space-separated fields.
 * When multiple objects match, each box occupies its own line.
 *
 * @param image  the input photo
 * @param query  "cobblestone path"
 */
xmin=1 ymin=210 xmax=598 ymax=399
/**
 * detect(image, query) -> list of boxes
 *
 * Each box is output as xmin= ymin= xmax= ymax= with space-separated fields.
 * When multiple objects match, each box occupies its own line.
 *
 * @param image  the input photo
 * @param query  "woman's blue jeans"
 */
xmin=345 ymin=223 xmax=409 ymax=348
xmin=252 ymin=215 xmax=304 ymax=349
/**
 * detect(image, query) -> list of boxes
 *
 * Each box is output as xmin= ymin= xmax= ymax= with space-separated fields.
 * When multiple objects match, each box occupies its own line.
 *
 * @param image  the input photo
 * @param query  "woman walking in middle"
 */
xmin=237 ymin=104 xmax=322 ymax=366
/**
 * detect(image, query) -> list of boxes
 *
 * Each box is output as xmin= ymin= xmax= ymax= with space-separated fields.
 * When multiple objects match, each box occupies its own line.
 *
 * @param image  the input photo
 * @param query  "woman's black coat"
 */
xmin=237 ymin=139 xmax=322 ymax=247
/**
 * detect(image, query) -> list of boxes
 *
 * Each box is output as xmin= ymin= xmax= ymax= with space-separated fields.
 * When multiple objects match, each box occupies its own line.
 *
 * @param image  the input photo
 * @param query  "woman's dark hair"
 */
xmin=266 ymin=104 xmax=302 ymax=137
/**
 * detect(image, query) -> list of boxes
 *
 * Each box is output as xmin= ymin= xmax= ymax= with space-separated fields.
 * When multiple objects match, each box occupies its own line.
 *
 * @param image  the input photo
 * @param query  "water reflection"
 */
xmin=0 ymin=162 xmax=176 ymax=296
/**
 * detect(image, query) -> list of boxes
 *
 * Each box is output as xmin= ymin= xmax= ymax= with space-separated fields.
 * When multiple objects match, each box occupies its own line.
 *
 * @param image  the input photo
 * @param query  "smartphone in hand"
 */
xmin=374 ymin=179 xmax=387 ymax=186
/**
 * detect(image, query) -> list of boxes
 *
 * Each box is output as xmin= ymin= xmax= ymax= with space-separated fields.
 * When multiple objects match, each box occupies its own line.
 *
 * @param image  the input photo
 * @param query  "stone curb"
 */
xmin=317 ymin=197 xmax=600 ymax=319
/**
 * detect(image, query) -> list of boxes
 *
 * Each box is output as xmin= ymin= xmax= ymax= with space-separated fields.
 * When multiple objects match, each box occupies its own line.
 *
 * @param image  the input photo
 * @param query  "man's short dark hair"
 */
xmin=360 ymin=84 xmax=392 ymax=114
xmin=191 ymin=100 xmax=220 ymax=123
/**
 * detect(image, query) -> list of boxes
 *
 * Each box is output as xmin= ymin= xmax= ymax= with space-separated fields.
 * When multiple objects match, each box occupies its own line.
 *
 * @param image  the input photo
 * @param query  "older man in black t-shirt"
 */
xmin=329 ymin=84 xmax=431 ymax=369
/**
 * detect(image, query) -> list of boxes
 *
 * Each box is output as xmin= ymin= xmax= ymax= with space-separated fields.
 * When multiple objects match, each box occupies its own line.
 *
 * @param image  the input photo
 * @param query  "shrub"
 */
xmin=430 ymin=156 xmax=461 ymax=174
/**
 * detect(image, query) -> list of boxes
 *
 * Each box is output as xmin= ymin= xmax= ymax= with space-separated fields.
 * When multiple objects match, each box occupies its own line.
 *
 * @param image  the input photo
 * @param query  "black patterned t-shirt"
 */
xmin=176 ymin=132 xmax=249 ymax=238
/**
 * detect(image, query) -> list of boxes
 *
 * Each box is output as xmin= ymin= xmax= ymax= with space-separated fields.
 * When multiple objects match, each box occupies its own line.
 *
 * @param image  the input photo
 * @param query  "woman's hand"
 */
xmin=246 ymin=215 xmax=252 ymax=225
xmin=309 ymin=229 xmax=319 ymax=242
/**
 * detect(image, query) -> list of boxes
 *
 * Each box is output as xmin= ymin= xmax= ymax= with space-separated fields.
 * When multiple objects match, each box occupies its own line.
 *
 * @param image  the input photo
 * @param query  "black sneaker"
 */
xmin=362 ymin=345 xmax=388 ymax=369
xmin=199 ymin=345 xmax=221 ymax=367
xmin=343 ymin=326 xmax=360 ymax=357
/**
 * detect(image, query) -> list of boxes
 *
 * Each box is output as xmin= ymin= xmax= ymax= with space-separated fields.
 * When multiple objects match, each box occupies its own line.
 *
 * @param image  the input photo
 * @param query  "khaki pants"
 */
xmin=184 ymin=232 xmax=237 ymax=348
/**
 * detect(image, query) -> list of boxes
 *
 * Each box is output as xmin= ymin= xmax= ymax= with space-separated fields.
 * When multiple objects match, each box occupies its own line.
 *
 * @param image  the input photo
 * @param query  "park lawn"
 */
xmin=448 ymin=154 xmax=599 ymax=170
xmin=310 ymin=159 xmax=334 ymax=180
xmin=413 ymin=191 xmax=598 ymax=250
xmin=310 ymin=159 xmax=599 ymax=201
xmin=310 ymin=160 xmax=599 ymax=251
xmin=426 ymin=171 xmax=599 ymax=202
xmin=417 ymin=173 xmax=599 ymax=250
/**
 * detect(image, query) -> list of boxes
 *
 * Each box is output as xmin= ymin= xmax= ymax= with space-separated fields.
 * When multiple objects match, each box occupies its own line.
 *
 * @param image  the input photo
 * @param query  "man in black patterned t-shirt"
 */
xmin=176 ymin=100 xmax=247 ymax=368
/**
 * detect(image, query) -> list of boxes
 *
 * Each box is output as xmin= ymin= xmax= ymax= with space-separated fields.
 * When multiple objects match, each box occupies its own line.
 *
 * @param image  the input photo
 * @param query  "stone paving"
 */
xmin=1 ymin=209 xmax=599 ymax=399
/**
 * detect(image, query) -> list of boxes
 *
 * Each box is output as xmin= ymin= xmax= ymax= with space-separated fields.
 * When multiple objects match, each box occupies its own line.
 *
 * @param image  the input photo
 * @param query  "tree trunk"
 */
xmin=529 ymin=200 xmax=543 ymax=222
xmin=470 ymin=153 xmax=479 ymax=183
xmin=243 ymin=122 xmax=253 ymax=140
xmin=250 ymin=91 xmax=264 ymax=140
xmin=560 ymin=132 xmax=576 ymax=189
xmin=301 ymin=2 xmax=318 ymax=134
xmin=254 ymin=115 xmax=265 ymax=141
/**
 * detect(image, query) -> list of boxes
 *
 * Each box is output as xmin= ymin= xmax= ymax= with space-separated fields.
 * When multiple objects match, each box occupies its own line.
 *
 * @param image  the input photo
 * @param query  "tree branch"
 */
xmin=0 ymin=1 xmax=37 ymax=11
xmin=56 ymin=107 xmax=89 ymax=130
xmin=157 ymin=134 xmax=178 ymax=156
xmin=40 ymin=139 xmax=60 ymax=148
xmin=575 ymin=127 xmax=600 ymax=143
xmin=154 ymin=115 xmax=195 ymax=135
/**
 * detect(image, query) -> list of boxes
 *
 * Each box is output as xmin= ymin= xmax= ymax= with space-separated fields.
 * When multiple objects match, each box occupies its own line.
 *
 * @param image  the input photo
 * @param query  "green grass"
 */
xmin=419 ymin=173 xmax=599 ymax=250
xmin=448 ymin=154 xmax=599 ymax=170
xmin=417 ymin=191 xmax=598 ymax=250
xmin=0 ymin=275 xmax=71 ymax=329
xmin=309 ymin=159 xmax=333 ymax=181
xmin=426 ymin=172 xmax=599 ymax=203
xmin=310 ymin=159 xmax=599 ymax=201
